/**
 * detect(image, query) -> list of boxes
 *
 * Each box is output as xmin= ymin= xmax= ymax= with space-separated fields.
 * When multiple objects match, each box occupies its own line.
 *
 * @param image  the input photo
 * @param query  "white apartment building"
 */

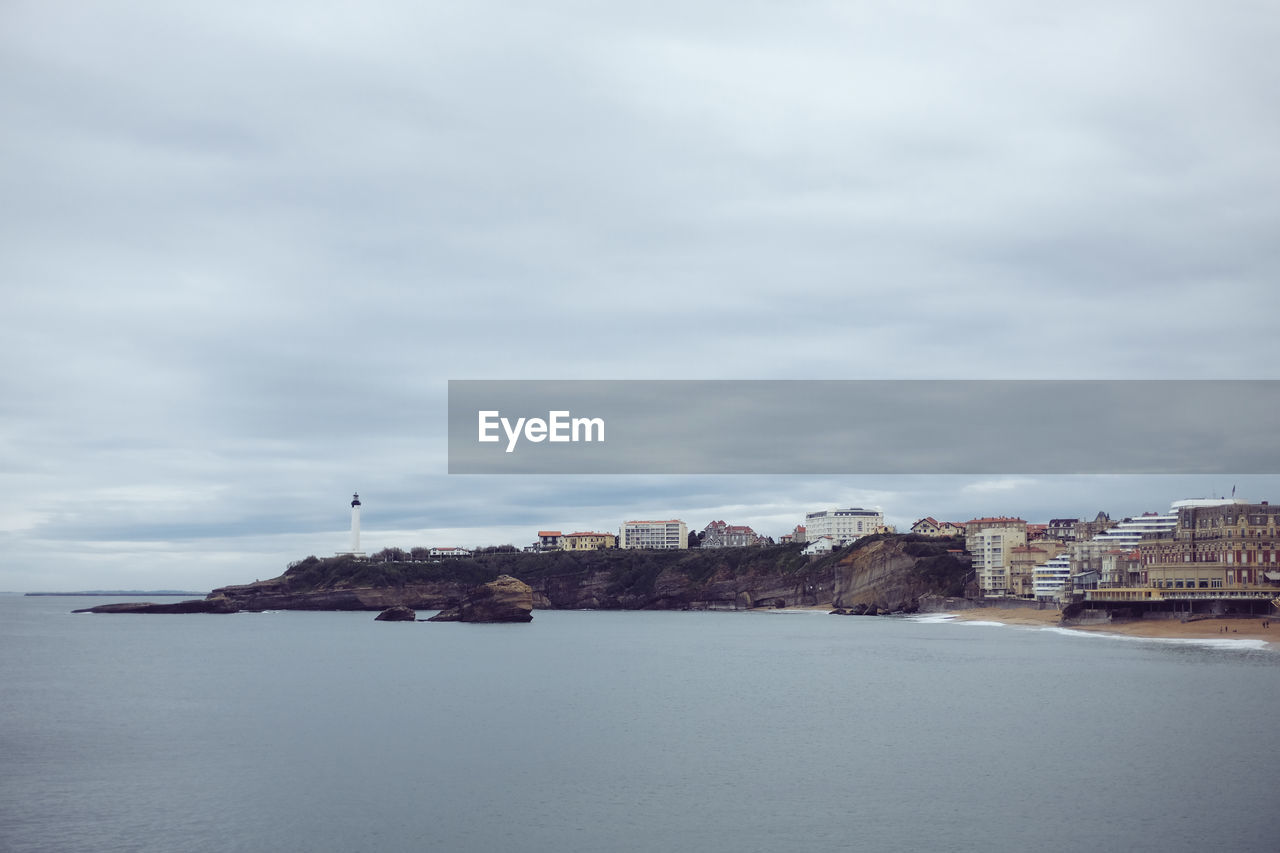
xmin=619 ymin=519 xmax=688 ymax=550
xmin=1033 ymin=554 xmax=1072 ymax=601
xmin=965 ymin=517 xmax=1028 ymax=597
xmin=803 ymin=507 xmax=884 ymax=546
xmin=429 ymin=547 xmax=472 ymax=558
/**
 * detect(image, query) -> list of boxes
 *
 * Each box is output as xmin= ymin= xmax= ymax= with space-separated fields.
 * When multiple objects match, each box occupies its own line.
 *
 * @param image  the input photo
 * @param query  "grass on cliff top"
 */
xmin=273 ymin=542 xmax=821 ymax=594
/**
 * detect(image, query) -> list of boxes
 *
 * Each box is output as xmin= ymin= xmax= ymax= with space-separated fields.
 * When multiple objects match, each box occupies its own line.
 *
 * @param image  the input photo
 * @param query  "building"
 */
xmin=1073 ymin=512 xmax=1115 ymax=542
xmin=803 ymin=507 xmax=884 ymax=546
xmin=802 ymin=535 xmax=836 ymax=556
xmin=1069 ymin=510 xmax=1179 ymax=587
xmin=792 ymin=525 xmax=806 ymax=544
xmin=535 ymin=531 xmax=563 ymax=550
xmin=1062 ymin=499 xmax=1280 ymax=615
xmin=700 ymin=520 xmax=761 ymax=548
xmin=1047 ymin=518 xmax=1078 ymax=541
xmin=964 ymin=517 xmax=1028 ymax=597
xmin=911 ymin=517 xmax=965 ymax=537
xmin=619 ymin=520 xmax=688 ymax=550
xmin=561 ymin=531 xmax=616 ymax=551
xmin=1137 ymin=500 xmax=1280 ymax=591
xmin=1100 ymin=549 xmax=1144 ymax=588
xmin=429 ymin=546 xmax=472 ymax=559
xmin=1009 ymin=544 xmax=1051 ymax=598
xmin=1033 ymin=554 xmax=1072 ymax=601
xmin=911 ymin=517 xmax=943 ymax=536
xmin=1014 ymin=532 xmax=1067 ymax=599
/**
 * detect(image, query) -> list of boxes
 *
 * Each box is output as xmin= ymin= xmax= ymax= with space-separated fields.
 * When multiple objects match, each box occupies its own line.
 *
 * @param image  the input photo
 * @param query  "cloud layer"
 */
xmin=2 ymin=2 xmax=1278 ymax=589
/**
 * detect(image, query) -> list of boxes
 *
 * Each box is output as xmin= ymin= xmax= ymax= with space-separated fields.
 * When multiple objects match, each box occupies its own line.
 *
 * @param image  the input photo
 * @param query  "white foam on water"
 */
xmin=1037 ymin=625 xmax=1271 ymax=651
xmin=909 ymin=612 xmax=1275 ymax=652
xmin=906 ymin=613 xmax=956 ymax=624
xmin=764 ymin=608 xmax=829 ymax=615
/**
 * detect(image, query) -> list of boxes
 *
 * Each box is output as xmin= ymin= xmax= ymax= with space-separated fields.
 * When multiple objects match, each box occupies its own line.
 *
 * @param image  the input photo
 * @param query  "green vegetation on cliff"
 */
xmin=280 ymin=544 xmax=816 ymax=597
xmin=203 ymin=533 xmax=971 ymax=613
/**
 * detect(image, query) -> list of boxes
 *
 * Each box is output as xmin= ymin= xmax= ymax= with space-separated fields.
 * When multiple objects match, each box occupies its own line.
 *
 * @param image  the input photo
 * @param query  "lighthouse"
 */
xmin=350 ymin=492 xmax=362 ymax=554
xmin=339 ymin=492 xmax=366 ymax=558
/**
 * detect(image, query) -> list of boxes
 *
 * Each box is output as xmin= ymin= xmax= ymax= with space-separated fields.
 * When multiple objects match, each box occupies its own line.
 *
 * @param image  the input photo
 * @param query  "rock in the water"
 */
xmin=427 ymin=575 xmax=533 ymax=623
xmin=374 ymin=605 xmax=416 ymax=622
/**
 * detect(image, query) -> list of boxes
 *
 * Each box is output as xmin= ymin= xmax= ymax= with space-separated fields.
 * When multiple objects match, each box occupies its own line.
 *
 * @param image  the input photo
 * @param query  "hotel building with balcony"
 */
xmin=803 ymin=507 xmax=883 ymax=546
xmin=1075 ymin=500 xmax=1280 ymax=615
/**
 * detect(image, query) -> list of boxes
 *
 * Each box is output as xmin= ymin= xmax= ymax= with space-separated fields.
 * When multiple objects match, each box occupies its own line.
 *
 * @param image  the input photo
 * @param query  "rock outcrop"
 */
xmin=374 ymin=605 xmax=416 ymax=622
xmin=73 ymin=597 xmax=240 ymax=614
xmin=428 ymin=575 xmax=533 ymax=623
xmin=831 ymin=537 xmax=970 ymax=614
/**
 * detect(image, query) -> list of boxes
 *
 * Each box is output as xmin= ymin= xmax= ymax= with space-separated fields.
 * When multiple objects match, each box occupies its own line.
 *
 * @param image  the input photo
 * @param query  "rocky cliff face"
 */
xmin=194 ymin=547 xmax=839 ymax=613
xmin=526 ymin=561 xmax=832 ymax=610
xmin=75 ymin=537 xmax=970 ymax=616
xmin=831 ymin=537 xmax=970 ymax=613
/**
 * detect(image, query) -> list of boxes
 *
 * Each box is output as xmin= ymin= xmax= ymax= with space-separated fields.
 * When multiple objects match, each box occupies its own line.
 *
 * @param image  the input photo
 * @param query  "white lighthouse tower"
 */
xmin=338 ymin=492 xmax=366 ymax=558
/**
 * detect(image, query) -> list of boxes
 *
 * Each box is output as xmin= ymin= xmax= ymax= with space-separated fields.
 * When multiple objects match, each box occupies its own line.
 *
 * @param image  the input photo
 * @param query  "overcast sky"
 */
xmin=3 ymin=1 xmax=1278 ymax=591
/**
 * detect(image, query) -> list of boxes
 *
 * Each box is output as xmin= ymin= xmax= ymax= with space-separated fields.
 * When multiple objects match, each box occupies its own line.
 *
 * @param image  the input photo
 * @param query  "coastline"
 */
xmin=944 ymin=606 xmax=1278 ymax=646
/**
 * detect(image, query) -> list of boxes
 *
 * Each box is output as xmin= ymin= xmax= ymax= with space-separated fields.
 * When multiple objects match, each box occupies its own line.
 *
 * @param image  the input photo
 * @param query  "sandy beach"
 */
xmin=759 ymin=604 xmax=1278 ymax=646
xmin=947 ymin=606 xmax=1279 ymax=644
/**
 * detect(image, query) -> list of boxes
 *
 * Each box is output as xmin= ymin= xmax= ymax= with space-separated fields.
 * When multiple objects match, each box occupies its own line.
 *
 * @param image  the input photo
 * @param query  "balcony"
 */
xmin=1084 ymin=585 xmax=1280 ymax=603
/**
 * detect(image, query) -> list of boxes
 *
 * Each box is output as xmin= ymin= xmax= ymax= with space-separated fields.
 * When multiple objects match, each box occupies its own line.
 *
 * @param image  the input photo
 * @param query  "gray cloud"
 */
xmin=2 ymin=2 xmax=1278 ymax=589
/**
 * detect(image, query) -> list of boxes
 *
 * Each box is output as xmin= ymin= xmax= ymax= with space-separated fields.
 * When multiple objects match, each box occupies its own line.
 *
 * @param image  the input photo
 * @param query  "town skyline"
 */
xmin=9 ymin=475 xmax=1278 ymax=592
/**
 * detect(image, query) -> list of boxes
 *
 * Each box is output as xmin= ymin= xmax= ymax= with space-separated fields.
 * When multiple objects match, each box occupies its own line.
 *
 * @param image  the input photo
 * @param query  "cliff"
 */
xmin=204 ymin=546 xmax=834 ymax=612
xmin=831 ymin=536 xmax=972 ymax=613
xmin=76 ymin=536 xmax=971 ymax=615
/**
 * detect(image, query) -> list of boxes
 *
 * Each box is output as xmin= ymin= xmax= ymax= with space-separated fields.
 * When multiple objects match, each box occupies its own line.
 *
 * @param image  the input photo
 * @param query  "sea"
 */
xmin=2 ymin=594 xmax=1277 ymax=853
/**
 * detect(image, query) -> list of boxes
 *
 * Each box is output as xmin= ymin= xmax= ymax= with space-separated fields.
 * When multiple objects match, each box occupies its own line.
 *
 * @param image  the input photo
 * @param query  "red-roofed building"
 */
xmin=911 ymin=518 xmax=966 ymax=537
xmin=429 ymin=546 xmax=472 ymax=559
xmin=535 ymin=530 xmax=563 ymax=550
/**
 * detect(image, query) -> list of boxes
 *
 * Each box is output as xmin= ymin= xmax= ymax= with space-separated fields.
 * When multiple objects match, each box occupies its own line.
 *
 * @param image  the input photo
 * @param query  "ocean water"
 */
xmin=2 ymin=596 xmax=1277 ymax=853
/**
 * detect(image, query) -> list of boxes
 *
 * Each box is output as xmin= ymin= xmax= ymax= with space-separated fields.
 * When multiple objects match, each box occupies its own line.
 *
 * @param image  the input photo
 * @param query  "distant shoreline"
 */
xmin=24 ymin=591 xmax=207 ymax=597
xmin=945 ymin=606 xmax=1278 ymax=646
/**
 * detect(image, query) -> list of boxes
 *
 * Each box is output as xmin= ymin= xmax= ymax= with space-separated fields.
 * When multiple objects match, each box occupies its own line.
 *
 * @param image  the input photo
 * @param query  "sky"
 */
xmin=3 ymin=1 xmax=1279 ymax=591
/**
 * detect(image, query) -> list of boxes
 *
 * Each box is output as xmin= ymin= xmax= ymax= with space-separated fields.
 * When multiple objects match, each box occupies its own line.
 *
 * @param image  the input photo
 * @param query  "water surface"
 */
xmin=2 ymin=596 xmax=1276 ymax=852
